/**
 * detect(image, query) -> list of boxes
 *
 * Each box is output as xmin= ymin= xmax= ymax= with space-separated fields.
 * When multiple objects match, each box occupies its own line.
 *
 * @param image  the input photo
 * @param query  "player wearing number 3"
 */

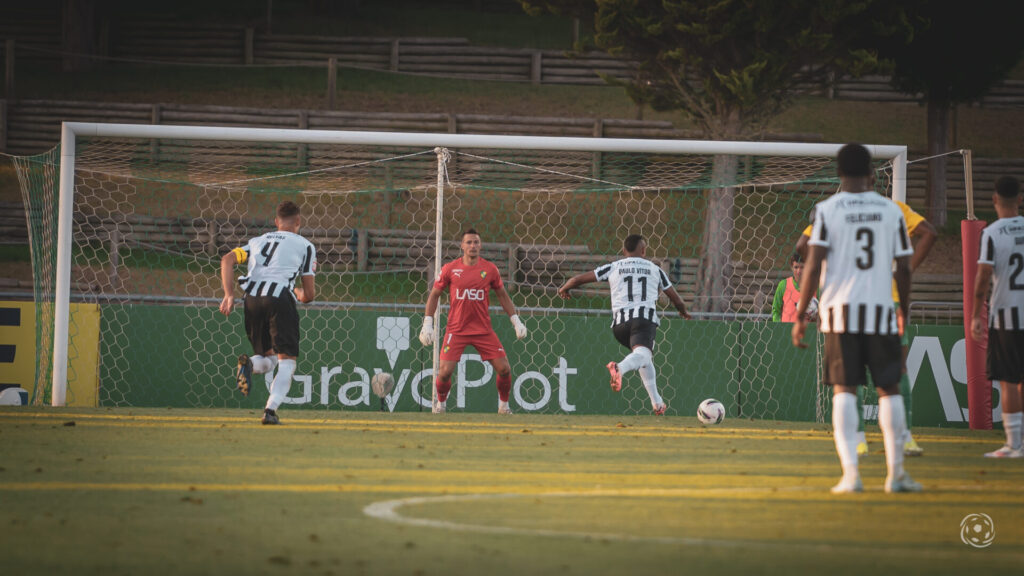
xmin=558 ymin=234 xmax=691 ymax=415
xmin=792 ymin=144 xmax=919 ymax=493
xmin=220 ymin=201 xmax=317 ymax=425
xmin=419 ymin=228 xmax=528 ymax=414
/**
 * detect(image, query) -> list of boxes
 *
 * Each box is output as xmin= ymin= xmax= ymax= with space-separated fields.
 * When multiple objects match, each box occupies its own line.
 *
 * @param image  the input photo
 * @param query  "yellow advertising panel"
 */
xmin=0 ymin=301 xmax=100 ymax=406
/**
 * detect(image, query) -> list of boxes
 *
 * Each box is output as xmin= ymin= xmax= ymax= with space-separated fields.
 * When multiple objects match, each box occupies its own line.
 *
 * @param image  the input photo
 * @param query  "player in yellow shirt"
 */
xmin=797 ymin=200 xmax=937 ymax=456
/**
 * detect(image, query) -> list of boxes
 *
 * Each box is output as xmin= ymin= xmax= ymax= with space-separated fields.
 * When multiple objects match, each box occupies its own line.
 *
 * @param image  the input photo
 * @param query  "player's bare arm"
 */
xmin=794 ymin=233 xmax=810 ymax=260
xmin=557 ymin=271 xmax=597 ymax=299
xmin=909 ymin=219 xmax=937 ymax=272
xmin=495 ymin=285 xmax=528 ymax=339
xmin=971 ymin=264 xmax=994 ymax=340
xmin=663 ymin=286 xmax=692 ymax=319
xmin=792 ymin=245 xmax=824 ymax=348
xmin=219 ymin=250 xmax=239 ymax=316
xmin=294 ymin=274 xmax=316 ymax=303
xmin=893 ymin=255 xmax=911 ymax=318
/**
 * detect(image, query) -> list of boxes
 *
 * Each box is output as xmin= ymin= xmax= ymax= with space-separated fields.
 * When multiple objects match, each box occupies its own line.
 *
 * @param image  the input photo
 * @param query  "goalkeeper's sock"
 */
xmin=832 ymin=392 xmax=859 ymax=483
xmin=899 ymin=372 xmax=913 ymax=430
xmin=637 ymin=362 xmax=663 ymax=407
xmin=856 ymin=386 xmax=866 ymax=433
xmin=265 ymin=359 xmax=296 ymax=412
xmin=617 ymin=346 xmax=652 ymax=375
xmin=251 ymin=355 xmax=274 ymax=374
xmin=496 ymin=373 xmax=511 ymax=403
xmin=878 ymin=394 xmax=907 ymax=480
xmin=1004 ymin=411 xmax=1023 ymax=451
xmin=435 ymin=375 xmax=452 ymax=402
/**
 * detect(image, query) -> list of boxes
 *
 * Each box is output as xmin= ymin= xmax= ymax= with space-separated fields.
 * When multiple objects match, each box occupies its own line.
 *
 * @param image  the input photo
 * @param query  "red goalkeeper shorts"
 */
xmin=439 ymin=331 xmax=506 ymax=362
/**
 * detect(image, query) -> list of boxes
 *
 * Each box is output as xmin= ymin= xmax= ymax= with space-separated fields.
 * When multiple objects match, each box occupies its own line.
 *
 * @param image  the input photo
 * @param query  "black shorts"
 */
xmin=823 ymin=332 xmax=901 ymax=391
xmin=244 ymin=295 xmax=300 ymax=357
xmin=987 ymin=328 xmax=1024 ymax=383
xmin=612 ymin=318 xmax=657 ymax=350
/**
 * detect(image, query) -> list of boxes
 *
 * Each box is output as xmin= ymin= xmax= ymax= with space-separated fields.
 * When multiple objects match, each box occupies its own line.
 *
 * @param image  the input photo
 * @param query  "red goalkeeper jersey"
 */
xmin=433 ymin=258 xmax=503 ymax=336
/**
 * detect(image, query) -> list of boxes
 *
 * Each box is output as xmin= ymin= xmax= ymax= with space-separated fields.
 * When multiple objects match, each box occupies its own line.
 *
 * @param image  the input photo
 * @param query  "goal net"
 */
xmin=13 ymin=124 xmax=907 ymax=420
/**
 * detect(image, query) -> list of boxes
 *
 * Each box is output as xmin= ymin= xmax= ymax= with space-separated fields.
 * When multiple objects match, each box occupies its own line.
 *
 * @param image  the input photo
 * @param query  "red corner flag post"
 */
xmin=961 ymin=219 xmax=991 ymax=429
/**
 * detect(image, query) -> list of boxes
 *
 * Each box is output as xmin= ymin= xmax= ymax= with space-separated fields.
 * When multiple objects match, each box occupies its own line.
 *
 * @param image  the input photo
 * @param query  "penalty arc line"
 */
xmin=363 ymin=490 xmax=1024 ymax=560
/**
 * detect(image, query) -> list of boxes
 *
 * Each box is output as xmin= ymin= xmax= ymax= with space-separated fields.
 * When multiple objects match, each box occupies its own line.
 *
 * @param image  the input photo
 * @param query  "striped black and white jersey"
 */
xmin=978 ymin=215 xmax=1024 ymax=331
xmin=808 ymin=191 xmax=913 ymax=334
xmin=594 ymin=257 xmax=672 ymax=326
xmin=232 ymin=230 xmax=316 ymax=299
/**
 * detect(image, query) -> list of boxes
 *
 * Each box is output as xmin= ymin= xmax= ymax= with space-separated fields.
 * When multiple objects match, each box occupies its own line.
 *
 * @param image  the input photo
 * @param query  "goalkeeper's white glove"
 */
xmin=419 ymin=316 xmax=435 ymax=346
xmin=510 ymin=314 xmax=527 ymax=340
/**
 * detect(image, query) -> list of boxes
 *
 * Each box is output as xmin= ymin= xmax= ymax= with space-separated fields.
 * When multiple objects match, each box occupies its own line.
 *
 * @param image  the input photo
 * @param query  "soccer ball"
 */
xmin=370 ymin=372 xmax=395 ymax=398
xmin=697 ymin=398 xmax=725 ymax=425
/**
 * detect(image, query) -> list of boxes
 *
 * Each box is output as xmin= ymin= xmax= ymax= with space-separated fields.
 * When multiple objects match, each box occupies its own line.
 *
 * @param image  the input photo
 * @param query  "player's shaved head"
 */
xmin=277 ymin=201 xmax=301 ymax=220
xmin=462 ymin=228 xmax=480 ymax=240
xmin=996 ymin=176 xmax=1020 ymax=199
xmin=623 ymin=234 xmax=645 ymax=253
xmin=837 ymin=143 xmax=872 ymax=178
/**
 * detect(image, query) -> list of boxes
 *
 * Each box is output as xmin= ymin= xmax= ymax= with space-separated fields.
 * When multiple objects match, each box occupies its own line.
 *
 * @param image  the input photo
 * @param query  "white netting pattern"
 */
xmin=14 ymin=136 xmax=896 ymax=418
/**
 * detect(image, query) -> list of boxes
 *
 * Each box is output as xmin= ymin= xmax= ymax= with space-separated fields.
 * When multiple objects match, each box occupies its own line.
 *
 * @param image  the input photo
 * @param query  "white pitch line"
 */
xmin=363 ymin=490 xmax=1024 ymax=560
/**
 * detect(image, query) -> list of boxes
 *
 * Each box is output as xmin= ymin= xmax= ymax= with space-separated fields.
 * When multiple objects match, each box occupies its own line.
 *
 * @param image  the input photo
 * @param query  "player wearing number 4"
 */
xmin=220 ymin=201 xmax=316 ymax=425
xmin=418 ymin=228 xmax=527 ymax=415
xmin=558 ymin=234 xmax=691 ymax=415
xmin=972 ymin=176 xmax=1024 ymax=458
xmin=793 ymin=143 xmax=920 ymax=493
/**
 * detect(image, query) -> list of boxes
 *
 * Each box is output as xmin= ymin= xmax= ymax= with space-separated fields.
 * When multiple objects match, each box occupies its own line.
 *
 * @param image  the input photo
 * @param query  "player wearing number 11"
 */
xmin=558 ymin=234 xmax=691 ymax=415
xmin=219 ymin=201 xmax=317 ymax=425
xmin=792 ymin=143 xmax=918 ymax=493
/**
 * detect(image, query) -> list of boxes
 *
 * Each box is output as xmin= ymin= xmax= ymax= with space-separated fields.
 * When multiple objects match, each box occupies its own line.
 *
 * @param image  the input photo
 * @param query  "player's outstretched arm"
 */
xmin=557 ymin=271 xmax=597 ymax=299
xmin=219 ymin=251 xmax=239 ymax=316
xmin=419 ymin=286 xmax=443 ymax=346
xmin=495 ymin=285 xmax=527 ymax=339
xmin=663 ymin=285 xmax=692 ymax=319
xmin=792 ymin=245 xmax=824 ymax=348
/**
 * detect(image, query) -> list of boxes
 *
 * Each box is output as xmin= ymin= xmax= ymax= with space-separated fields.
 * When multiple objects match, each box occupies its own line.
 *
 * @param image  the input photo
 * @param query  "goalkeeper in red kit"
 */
xmin=418 ymin=228 xmax=528 ymax=414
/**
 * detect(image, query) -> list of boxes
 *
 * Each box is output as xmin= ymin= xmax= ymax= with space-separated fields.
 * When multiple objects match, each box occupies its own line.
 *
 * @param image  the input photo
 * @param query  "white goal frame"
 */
xmin=52 ymin=121 xmax=908 ymax=406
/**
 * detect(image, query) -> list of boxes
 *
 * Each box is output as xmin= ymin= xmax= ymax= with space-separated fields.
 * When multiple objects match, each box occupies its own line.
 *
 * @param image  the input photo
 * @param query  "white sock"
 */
xmin=878 ymin=394 xmax=907 ymax=480
xmin=637 ymin=362 xmax=663 ymax=407
xmin=1004 ymin=411 xmax=1023 ymax=450
xmin=251 ymin=355 xmax=274 ymax=374
xmin=266 ymin=359 xmax=296 ymax=412
xmin=857 ymin=430 xmax=867 ymax=445
xmin=832 ymin=392 xmax=859 ymax=482
xmin=617 ymin=346 xmax=652 ymax=375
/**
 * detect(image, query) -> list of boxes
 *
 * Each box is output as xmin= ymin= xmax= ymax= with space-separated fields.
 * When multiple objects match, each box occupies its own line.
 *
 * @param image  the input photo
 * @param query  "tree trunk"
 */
xmin=695 ymin=153 xmax=738 ymax=313
xmin=62 ymin=0 xmax=97 ymax=72
xmin=925 ymin=98 xmax=950 ymax=228
xmin=694 ymin=111 xmax=743 ymax=313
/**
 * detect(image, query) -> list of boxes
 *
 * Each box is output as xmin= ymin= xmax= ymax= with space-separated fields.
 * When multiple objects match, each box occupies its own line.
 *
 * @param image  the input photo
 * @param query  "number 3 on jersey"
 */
xmin=855 ymin=227 xmax=874 ymax=270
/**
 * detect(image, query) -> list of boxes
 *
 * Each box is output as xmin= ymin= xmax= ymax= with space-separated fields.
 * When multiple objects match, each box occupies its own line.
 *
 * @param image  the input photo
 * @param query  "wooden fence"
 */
xmin=6 ymin=98 xmax=1024 ymax=213
xmin=3 ymin=16 xmax=1024 ymax=103
xmin=0 ymin=203 xmax=962 ymax=319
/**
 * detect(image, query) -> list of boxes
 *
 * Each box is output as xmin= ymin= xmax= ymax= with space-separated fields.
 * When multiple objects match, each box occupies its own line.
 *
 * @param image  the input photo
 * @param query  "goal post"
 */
xmin=34 ymin=122 xmax=908 ymax=417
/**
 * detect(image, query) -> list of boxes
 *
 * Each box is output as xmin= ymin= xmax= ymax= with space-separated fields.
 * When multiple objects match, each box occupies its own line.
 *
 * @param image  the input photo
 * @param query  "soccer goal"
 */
xmin=14 ymin=123 xmax=909 ymax=419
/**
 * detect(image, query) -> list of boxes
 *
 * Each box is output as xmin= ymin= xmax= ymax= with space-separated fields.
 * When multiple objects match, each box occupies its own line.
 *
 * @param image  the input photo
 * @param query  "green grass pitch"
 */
xmin=1 ymin=408 xmax=1021 ymax=575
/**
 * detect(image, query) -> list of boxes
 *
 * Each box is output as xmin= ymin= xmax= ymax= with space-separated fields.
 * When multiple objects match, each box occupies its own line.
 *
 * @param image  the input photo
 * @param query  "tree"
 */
xmin=877 ymin=4 xmax=1024 ymax=227
xmin=523 ymin=0 xmax=901 ymax=311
